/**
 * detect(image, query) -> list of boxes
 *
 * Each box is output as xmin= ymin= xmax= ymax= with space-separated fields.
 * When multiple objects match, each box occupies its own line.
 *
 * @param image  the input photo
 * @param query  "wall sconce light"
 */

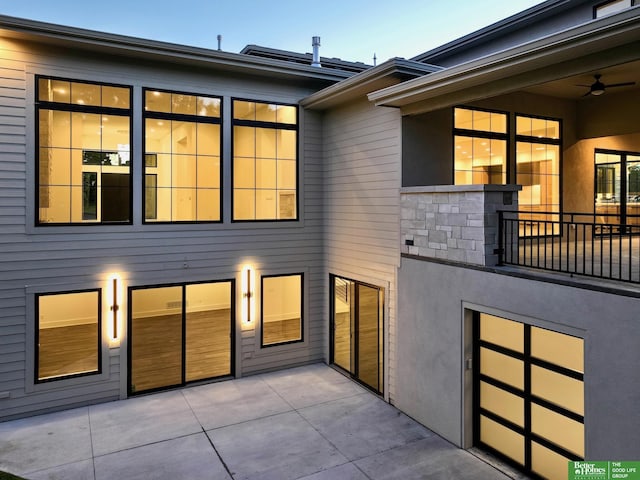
xmin=242 ymin=266 xmax=254 ymax=323
xmin=109 ymin=276 xmax=120 ymax=340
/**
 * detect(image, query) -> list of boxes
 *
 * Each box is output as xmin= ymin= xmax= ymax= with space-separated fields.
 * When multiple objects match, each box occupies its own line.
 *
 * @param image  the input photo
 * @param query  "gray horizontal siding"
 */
xmin=323 ymin=98 xmax=401 ymax=402
xmin=0 ymin=40 xmax=326 ymax=419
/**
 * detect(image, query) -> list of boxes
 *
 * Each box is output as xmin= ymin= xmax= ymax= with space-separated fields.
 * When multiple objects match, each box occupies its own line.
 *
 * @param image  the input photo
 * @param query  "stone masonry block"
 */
xmin=437 ymin=213 xmax=468 ymax=227
xmin=438 ymin=203 xmax=452 ymax=214
xmin=401 ymin=207 xmax=417 ymax=220
xmin=462 ymin=226 xmax=485 ymax=241
xmin=430 ymin=230 xmax=448 ymax=244
xmin=433 ymin=193 xmax=450 ymax=204
xmin=457 ymin=239 xmax=475 ymax=250
xmin=415 ymin=236 xmax=430 ymax=247
xmin=446 ymin=249 xmax=466 ymax=262
xmin=459 ymin=201 xmax=483 ymax=214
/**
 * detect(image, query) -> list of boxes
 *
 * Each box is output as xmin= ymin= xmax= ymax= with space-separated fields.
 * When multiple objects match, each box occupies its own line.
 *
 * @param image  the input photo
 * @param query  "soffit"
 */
xmin=300 ymin=59 xmax=443 ymax=110
xmin=369 ymin=8 xmax=640 ymax=115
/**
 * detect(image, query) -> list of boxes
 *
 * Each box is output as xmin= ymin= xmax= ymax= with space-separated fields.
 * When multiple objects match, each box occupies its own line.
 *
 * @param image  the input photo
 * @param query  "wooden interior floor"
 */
xmin=131 ymin=309 xmax=231 ymax=393
xmin=263 ymin=318 xmax=301 ymax=345
xmin=38 ymin=324 xmax=98 ymax=380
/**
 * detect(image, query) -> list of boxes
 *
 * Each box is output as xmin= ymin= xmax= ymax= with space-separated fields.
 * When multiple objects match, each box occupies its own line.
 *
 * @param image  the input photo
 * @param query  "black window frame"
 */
xmin=142 ymin=87 xmax=223 ymax=224
xmin=127 ymin=278 xmax=236 ymax=396
xmin=514 ymin=112 xmax=563 ymax=235
xmin=35 ymin=288 xmax=103 ymax=384
xmin=231 ymin=98 xmax=299 ymax=222
xmin=452 ymin=105 xmax=510 ymax=186
xmin=260 ymin=272 xmax=304 ymax=348
xmin=35 ymin=75 xmax=133 ymax=226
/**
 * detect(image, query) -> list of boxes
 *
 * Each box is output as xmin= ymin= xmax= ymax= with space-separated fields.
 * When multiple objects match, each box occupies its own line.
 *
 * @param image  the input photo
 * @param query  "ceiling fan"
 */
xmin=578 ymin=74 xmax=636 ymax=96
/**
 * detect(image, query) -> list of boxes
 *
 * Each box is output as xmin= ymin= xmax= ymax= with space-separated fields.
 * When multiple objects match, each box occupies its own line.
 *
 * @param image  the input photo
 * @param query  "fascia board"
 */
xmin=410 ymin=0 xmax=574 ymax=63
xmin=369 ymin=9 xmax=640 ymax=110
xmin=0 ymin=15 xmax=352 ymax=82
xmin=300 ymin=59 xmax=443 ymax=110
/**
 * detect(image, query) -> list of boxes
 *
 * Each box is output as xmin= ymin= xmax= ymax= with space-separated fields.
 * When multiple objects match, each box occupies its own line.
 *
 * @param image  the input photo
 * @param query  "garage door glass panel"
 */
xmin=531 ymin=403 xmax=584 ymax=457
xmin=531 ymin=366 xmax=584 ymax=415
xmin=480 ymin=415 xmax=525 ymax=465
xmin=480 ymin=381 xmax=524 ymax=427
xmin=480 ymin=348 xmax=524 ymax=389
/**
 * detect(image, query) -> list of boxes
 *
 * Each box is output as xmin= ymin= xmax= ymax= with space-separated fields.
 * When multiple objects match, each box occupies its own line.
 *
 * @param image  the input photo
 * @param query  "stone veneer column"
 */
xmin=400 ymin=185 xmax=520 ymax=266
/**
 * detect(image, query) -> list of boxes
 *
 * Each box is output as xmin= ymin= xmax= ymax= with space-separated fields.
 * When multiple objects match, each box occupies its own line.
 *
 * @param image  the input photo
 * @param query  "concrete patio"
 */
xmin=0 ymin=364 xmax=519 ymax=480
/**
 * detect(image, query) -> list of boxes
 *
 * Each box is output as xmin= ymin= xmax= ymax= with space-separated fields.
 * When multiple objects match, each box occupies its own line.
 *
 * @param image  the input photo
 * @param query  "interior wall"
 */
xmin=39 ymin=293 xmax=97 ymax=328
xmin=262 ymin=275 xmax=301 ymax=323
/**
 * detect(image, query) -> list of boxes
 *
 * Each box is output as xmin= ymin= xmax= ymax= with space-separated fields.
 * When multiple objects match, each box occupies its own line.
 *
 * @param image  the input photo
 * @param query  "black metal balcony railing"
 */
xmin=498 ymin=210 xmax=640 ymax=284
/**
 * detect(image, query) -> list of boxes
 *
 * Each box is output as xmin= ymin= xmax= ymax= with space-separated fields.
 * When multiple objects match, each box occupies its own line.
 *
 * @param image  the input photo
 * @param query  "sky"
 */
xmin=1 ymin=0 xmax=543 ymax=64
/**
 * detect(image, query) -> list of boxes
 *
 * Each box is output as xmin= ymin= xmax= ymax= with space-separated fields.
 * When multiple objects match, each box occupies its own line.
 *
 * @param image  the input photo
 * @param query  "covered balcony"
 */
xmin=378 ymin=8 xmax=640 ymax=287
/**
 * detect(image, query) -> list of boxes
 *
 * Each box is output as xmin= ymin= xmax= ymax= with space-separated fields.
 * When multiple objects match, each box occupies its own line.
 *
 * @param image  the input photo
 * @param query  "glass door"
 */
xmin=129 ymin=280 xmax=233 ymax=395
xmin=595 ymin=151 xmax=622 ymax=229
xmin=330 ymin=275 xmax=383 ymax=394
xmin=626 ymin=155 xmax=640 ymax=229
xmin=595 ymin=150 xmax=640 ymax=233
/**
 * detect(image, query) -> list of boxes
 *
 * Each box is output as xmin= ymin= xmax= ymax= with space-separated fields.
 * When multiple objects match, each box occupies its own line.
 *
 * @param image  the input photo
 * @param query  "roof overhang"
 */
xmin=0 ymin=15 xmax=354 ymax=83
xmin=369 ymin=7 xmax=640 ymax=115
xmin=301 ymin=58 xmax=442 ymax=110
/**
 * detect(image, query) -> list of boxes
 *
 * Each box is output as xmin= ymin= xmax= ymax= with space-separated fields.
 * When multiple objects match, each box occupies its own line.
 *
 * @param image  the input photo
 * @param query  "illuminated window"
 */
xmin=36 ymin=290 xmax=101 ymax=382
xmin=516 ymin=115 xmax=561 ymax=236
xmin=129 ymin=280 xmax=233 ymax=394
xmin=233 ymin=100 xmax=298 ymax=221
xmin=454 ymin=107 xmax=507 ymax=185
xmin=261 ymin=273 xmax=303 ymax=346
xmin=144 ymin=89 xmax=222 ymax=222
xmin=475 ymin=312 xmax=584 ymax=480
xmin=37 ymin=77 xmax=131 ymax=224
xmin=594 ymin=0 xmax=634 ymax=18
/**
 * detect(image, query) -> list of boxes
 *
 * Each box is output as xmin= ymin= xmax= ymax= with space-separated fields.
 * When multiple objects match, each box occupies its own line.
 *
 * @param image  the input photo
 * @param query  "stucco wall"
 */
xmin=396 ymin=256 xmax=640 ymax=460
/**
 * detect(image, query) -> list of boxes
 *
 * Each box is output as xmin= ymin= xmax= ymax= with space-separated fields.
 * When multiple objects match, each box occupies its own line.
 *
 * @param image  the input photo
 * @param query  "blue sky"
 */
xmin=1 ymin=0 xmax=542 ymax=63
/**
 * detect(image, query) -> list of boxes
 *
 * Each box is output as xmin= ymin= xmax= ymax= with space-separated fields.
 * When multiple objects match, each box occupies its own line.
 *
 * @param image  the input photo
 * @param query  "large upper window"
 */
xmin=261 ymin=273 xmax=303 ymax=346
xmin=454 ymin=107 xmax=508 ymax=185
xmin=36 ymin=290 xmax=101 ymax=382
xmin=516 ymin=115 xmax=561 ymax=235
xmin=144 ymin=89 xmax=222 ymax=222
xmin=232 ymin=100 xmax=298 ymax=221
xmin=37 ymin=77 xmax=132 ymax=224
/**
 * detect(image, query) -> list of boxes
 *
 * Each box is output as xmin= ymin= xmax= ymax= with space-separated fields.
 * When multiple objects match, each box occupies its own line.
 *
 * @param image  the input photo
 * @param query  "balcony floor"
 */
xmin=504 ymin=234 xmax=640 ymax=285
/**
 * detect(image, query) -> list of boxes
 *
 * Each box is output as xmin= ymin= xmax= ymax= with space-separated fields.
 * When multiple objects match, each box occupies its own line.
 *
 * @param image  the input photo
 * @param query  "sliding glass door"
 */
xmin=330 ymin=275 xmax=383 ymax=393
xmin=129 ymin=280 xmax=234 ymax=395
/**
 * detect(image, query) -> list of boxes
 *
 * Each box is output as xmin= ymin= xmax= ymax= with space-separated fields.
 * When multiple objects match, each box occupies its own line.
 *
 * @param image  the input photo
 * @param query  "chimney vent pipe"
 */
xmin=312 ymin=36 xmax=321 ymax=67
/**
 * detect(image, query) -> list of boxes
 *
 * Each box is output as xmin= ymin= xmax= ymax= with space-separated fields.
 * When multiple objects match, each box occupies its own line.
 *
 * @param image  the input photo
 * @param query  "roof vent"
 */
xmin=312 ymin=36 xmax=321 ymax=67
